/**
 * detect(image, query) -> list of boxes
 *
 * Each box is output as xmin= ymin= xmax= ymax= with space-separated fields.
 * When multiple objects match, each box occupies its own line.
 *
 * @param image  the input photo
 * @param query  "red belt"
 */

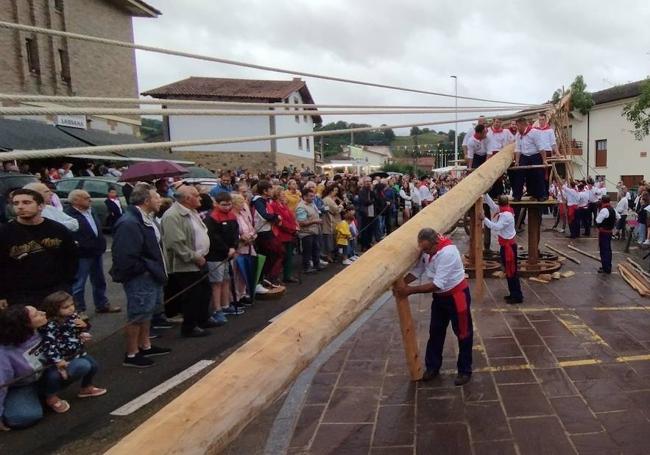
xmin=434 ymin=279 xmax=470 ymax=340
xmin=498 ymin=237 xmax=517 ymax=278
xmin=436 ymin=279 xmax=468 ymax=297
xmin=598 ymin=228 xmax=613 ymax=234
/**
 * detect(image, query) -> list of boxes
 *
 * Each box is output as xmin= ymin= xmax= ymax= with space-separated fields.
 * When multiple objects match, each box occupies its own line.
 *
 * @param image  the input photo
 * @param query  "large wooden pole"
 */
xmin=105 ymin=145 xmax=516 ymax=455
xmin=393 ymin=279 xmax=423 ymax=381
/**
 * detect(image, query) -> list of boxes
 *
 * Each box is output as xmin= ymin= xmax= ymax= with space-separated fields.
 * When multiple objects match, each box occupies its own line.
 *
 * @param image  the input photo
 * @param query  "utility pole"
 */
xmin=451 ymin=75 xmax=458 ymax=165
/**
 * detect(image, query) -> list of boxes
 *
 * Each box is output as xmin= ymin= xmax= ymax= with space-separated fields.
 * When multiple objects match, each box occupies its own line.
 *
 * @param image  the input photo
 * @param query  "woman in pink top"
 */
xmin=231 ymin=193 xmax=257 ymax=301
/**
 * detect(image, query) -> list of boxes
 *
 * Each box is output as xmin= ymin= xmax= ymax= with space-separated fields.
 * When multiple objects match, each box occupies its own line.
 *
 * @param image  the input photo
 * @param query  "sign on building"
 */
xmin=56 ymin=115 xmax=87 ymax=130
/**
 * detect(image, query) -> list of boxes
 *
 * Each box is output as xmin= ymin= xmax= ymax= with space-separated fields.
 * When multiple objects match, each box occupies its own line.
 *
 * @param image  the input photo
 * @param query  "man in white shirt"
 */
xmin=534 ymin=113 xmax=559 ymax=157
xmin=419 ymin=176 xmax=434 ymax=207
xmin=577 ymin=183 xmax=591 ymax=236
xmin=465 ymin=124 xmax=488 ymax=169
xmin=486 ymin=118 xmax=515 ymax=156
xmin=613 ymin=186 xmax=629 ymax=240
xmin=482 ymin=195 xmax=523 ymax=304
xmin=462 ymin=116 xmax=487 ymax=160
xmin=595 ymin=195 xmax=620 ymax=274
xmin=394 ymin=228 xmax=473 ymax=386
xmin=562 ymin=181 xmax=581 ymax=238
xmin=513 ymin=117 xmax=547 ymax=201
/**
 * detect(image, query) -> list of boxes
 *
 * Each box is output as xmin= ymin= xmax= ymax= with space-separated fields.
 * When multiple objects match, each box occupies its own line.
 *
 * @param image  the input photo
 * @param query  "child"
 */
xmin=205 ymin=191 xmax=241 ymax=324
xmin=40 ymin=291 xmax=106 ymax=412
xmin=335 ymin=208 xmax=354 ymax=265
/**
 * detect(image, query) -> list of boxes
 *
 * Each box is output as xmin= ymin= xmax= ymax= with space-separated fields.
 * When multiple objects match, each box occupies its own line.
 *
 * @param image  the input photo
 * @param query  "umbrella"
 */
xmin=235 ymin=255 xmax=257 ymax=301
xmin=119 ymin=160 xmax=189 ymax=182
xmin=369 ymin=171 xmax=389 ymax=179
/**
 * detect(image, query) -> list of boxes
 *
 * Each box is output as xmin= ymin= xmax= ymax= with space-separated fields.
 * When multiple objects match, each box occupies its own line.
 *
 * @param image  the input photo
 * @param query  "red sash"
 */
xmin=498 ymin=237 xmax=517 ymax=278
xmin=436 ymin=279 xmax=470 ymax=340
xmin=568 ymin=205 xmax=577 ymax=224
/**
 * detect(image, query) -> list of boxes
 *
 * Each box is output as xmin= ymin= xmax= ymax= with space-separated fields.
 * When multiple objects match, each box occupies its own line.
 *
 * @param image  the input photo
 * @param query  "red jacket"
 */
xmin=270 ymin=200 xmax=299 ymax=243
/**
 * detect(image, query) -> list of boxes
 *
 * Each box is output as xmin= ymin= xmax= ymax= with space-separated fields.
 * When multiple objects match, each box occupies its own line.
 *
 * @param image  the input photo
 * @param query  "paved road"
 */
xmin=0 ymin=238 xmax=346 ymax=455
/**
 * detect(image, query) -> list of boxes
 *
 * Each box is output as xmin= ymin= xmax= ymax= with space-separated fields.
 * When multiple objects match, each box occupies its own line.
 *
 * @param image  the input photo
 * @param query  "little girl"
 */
xmin=40 ymin=291 xmax=106 ymax=412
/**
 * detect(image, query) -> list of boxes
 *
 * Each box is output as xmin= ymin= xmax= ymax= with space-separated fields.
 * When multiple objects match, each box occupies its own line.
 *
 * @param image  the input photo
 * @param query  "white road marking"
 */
xmin=110 ymin=359 xmax=215 ymax=416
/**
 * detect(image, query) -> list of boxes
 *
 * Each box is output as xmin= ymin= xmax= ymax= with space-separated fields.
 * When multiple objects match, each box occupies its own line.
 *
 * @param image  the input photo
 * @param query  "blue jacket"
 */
xmin=64 ymin=207 xmax=107 ymax=258
xmin=110 ymin=206 xmax=167 ymax=284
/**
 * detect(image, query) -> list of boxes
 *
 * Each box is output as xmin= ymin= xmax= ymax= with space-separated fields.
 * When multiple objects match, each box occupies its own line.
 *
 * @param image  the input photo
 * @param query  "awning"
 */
xmin=69 ymin=154 xmax=194 ymax=164
xmin=0 ymin=118 xmax=86 ymax=151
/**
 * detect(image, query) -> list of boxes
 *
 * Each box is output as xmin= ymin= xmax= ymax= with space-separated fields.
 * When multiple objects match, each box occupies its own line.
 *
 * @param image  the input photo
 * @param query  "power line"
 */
xmin=0 ymin=21 xmax=534 ymax=106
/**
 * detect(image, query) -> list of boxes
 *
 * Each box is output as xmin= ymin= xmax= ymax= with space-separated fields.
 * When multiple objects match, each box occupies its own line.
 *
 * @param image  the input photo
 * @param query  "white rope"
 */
xmin=0 ymin=93 xmax=544 ymax=111
xmin=0 ymin=21 xmax=532 ymax=106
xmin=0 ymin=116 xmax=477 ymax=161
xmin=0 ymin=106 xmax=525 ymax=117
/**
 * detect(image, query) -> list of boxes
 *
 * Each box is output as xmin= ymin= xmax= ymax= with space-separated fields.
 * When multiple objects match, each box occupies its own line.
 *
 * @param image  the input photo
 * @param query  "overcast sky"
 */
xmin=133 ymin=0 xmax=650 ymax=134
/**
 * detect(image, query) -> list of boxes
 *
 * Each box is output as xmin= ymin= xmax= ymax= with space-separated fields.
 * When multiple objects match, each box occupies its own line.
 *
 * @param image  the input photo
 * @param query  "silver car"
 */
xmin=54 ymin=177 xmax=126 ymax=229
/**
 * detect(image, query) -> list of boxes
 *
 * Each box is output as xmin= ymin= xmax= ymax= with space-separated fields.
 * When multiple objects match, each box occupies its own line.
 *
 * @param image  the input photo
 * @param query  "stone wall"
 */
xmin=173 ymin=151 xmax=315 ymax=174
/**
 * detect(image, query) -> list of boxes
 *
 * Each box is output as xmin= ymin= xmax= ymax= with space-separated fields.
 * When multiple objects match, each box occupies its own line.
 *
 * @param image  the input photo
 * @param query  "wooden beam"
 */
xmin=105 ymin=144 xmax=517 ymax=455
xmin=393 ymin=279 xmax=423 ymax=381
xmin=544 ymin=243 xmax=581 ymax=264
xmin=567 ymin=244 xmax=601 ymax=262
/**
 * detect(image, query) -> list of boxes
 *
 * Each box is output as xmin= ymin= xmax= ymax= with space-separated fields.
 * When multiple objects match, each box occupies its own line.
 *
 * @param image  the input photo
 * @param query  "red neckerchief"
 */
xmin=499 ymin=205 xmax=514 ymax=215
xmin=428 ymin=235 xmax=453 ymax=262
xmin=534 ymin=124 xmax=551 ymax=131
xmin=508 ymin=127 xmax=517 ymax=135
xmin=520 ymin=125 xmax=533 ymax=136
xmin=473 ymin=133 xmax=483 ymax=140
xmin=210 ymin=208 xmax=237 ymax=223
xmin=491 ymin=126 xmax=503 ymax=133
xmin=600 ymin=202 xmax=611 ymax=209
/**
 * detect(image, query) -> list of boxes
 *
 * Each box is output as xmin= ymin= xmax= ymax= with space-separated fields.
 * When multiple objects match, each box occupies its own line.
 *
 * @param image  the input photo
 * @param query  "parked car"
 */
xmin=0 ymin=172 xmax=39 ymax=222
xmin=54 ymin=177 xmax=126 ymax=229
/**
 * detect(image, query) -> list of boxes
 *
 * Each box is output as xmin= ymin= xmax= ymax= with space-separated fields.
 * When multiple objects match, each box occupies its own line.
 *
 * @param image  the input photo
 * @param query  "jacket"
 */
xmin=104 ymin=198 xmax=123 ymax=228
xmin=204 ymin=210 xmax=240 ymax=262
xmin=160 ymin=202 xmax=206 ymax=273
xmin=64 ymin=207 xmax=107 ymax=258
xmin=235 ymin=205 xmax=257 ymax=255
xmin=358 ymin=187 xmax=377 ymax=217
xmin=322 ymin=196 xmax=342 ymax=235
xmin=252 ymin=195 xmax=278 ymax=237
xmin=296 ymin=200 xmax=321 ymax=238
xmin=110 ymin=205 xmax=167 ymax=284
xmin=270 ymin=200 xmax=298 ymax=243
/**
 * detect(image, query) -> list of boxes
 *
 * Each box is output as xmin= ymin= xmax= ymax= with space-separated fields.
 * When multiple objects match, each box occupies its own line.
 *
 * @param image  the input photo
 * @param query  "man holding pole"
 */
xmin=394 ymin=228 xmax=473 ymax=386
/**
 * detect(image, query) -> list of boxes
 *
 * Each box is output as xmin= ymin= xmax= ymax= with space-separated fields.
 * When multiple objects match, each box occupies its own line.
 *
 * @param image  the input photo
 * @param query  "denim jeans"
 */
xmin=43 ymin=355 xmax=99 ymax=396
xmin=124 ymin=273 xmax=162 ymax=323
xmin=72 ymin=255 xmax=108 ymax=312
xmin=2 ymin=383 xmax=43 ymax=429
xmin=300 ymin=235 xmax=321 ymax=270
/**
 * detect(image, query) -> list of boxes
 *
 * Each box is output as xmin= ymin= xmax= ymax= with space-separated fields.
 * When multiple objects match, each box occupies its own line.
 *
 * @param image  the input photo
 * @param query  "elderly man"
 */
xmin=65 ymin=190 xmax=119 ymax=319
xmin=0 ymin=189 xmax=78 ymax=307
xmin=111 ymin=183 xmax=171 ymax=368
xmin=23 ymin=182 xmax=78 ymax=231
xmin=161 ymin=184 xmax=215 ymax=337
xmin=394 ymin=228 xmax=473 ymax=386
xmin=358 ymin=177 xmax=377 ymax=251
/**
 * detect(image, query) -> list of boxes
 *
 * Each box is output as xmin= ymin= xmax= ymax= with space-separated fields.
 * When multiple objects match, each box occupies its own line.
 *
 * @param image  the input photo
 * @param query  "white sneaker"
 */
xmin=350 ymin=255 xmax=360 ymax=261
xmin=255 ymin=284 xmax=269 ymax=294
xmin=342 ymin=259 xmax=353 ymax=265
xmin=319 ymin=259 xmax=328 ymax=266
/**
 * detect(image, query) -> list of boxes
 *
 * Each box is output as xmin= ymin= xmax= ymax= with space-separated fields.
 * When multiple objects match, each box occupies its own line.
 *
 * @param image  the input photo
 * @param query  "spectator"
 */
xmin=110 ymin=183 xmax=172 ymax=367
xmin=231 ymin=193 xmax=260 ymax=300
xmin=0 ymin=305 xmax=49 ymax=428
xmin=204 ymin=191 xmax=241 ymax=325
xmin=384 ymin=178 xmax=397 ymax=234
xmin=106 ymin=163 xmax=122 ymax=178
xmin=284 ymin=179 xmax=301 ymax=212
xmin=321 ymin=185 xmax=343 ymax=262
xmin=335 ymin=207 xmax=355 ymax=265
xmin=270 ymin=188 xmax=300 ymax=284
xmin=161 ymin=185 xmax=215 ymax=337
xmin=65 ymin=190 xmax=119 ymax=320
xmin=39 ymin=291 xmax=106 ymax=409
xmin=104 ymin=188 xmax=123 ymax=230
xmin=0 ymin=189 xmax=78 ymax=307
xmin=22 ymin=182 xmax=79 ymax=232
xmin=79 ymin=163 xmax=95 ymax=177
xmin=252 ymin=181 xmax=285 ymax=287
xmin=155 ymin=179 xmax=173 ymax=199
xmin=296 ymin=187 xmax=324 ymax=273
xmin=358 ymin=177 xmax=377 ymax=251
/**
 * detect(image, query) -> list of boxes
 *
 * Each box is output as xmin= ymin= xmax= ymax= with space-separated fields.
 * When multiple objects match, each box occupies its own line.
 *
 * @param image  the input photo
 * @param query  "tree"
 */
xmin=410 ymin=126 xmax=421 ymax=136
xmin=382 ymin=127 xmax=396 ymax=143
xmin=447 ymin=129 xmax=455 ymax=144
xmin=570 ymin=75 xmax=594 ymax=115
xmin=622 ymin=77 xmax=650 ymax=140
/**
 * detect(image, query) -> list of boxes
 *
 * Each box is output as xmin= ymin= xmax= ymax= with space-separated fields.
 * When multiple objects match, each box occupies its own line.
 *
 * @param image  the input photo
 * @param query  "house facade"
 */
xmin=0 ymin=0 xmax=160 ymax=136
xmin=142 ymin=77 xmax=321 ymax=172
xmin=570 ymin=80 xmax=650 ymax=191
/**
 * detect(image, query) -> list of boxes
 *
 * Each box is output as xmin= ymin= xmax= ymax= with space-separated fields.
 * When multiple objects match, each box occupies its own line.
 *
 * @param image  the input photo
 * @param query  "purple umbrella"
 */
xmin=119 ymin=160 xmax=189 ymax=183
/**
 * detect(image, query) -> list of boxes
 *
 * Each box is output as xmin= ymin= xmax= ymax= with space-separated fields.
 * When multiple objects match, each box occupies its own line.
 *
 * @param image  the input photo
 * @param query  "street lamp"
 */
xmin=450 ymin=75 xmax=458 ymax=165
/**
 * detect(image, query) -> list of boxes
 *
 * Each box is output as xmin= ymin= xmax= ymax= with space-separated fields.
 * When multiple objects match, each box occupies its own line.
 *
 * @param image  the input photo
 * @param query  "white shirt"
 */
xmin=419 ymin=184 xmax=434 ymax=203
xmin=43 ymin=205 xmax=79 ymax=232
xmin=466 ymin=135 xmax=487 ymax=159
xmin=515 ymin=128 xmax=544 ymax=157
xmin=482 ymin=195 xmax=516 ymax=240
xmin=409 ymin=245 xmax=466 ymax=293
xmin=563 ymin=185 xmax=580 ymax=206
xmin=76 ymin=207 xmax=98 ymax=236
xmin=462 ymin=125 xmax=476 ymax=147
xmin=596 ymin=207 xmax=620 ymax=224
xmin=615 ymin=197 xmax=629 ymax=214
xmin=486 ymin=127 xmax=514 ymax=153
xmin=577 ymin=191 xmax=589 ymax=208
xmin=107 ymin=198 xmax=123 ymax=214
xmin=188 ymin=210 xmax=210 ymax=257
xmin=534 ymin=126 xmax=556 ymax=151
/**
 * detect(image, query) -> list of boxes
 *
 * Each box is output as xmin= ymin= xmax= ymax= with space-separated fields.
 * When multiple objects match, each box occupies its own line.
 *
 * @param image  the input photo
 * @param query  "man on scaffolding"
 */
xmin=394 ymin=228 xmax=473 ymax=386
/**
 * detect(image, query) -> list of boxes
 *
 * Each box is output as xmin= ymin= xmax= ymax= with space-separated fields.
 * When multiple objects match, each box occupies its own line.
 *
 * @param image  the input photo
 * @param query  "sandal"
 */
xmin=78 ymin=386 xmax=107 ymax=398
xmin=47 ymin=398 xmax=70 ymax=414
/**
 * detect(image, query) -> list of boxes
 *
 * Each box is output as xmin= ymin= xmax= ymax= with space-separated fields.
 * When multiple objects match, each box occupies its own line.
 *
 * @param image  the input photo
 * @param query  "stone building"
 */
xmin=142 ymin=77 xmax=322 ymax=172
xmin=0 ymin=0 xmax=160 ymax=136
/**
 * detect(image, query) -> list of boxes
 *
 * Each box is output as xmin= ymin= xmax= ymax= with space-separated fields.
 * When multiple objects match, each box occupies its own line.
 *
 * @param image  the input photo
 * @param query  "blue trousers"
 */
xmin=512 ymin=153 xmax=545 ymax=199
xmin=500 ymin=243 xmax=523 ymax=300
xmin=599 ymin=231 xmax=613 ymax=273
xmin=43 ymin=355 xmax=99 ymax=396
xmin=2 ymin=383 xmax=43 ymax=429
xmin=472 ymin=154 xmax=487 ymax=169
xmin=425 ymin=287 xmax=473 ymax=375
xmin=72 ymin=255 xmax=108 ymax=312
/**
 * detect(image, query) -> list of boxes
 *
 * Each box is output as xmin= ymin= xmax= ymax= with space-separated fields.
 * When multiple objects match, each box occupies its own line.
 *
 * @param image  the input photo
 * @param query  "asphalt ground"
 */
xmin=0 ymin=236 xmax=346 ymax=455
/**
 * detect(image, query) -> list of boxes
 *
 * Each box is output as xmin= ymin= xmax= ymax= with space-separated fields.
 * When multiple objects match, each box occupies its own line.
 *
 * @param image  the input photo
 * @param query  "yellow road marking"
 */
xmin=616 ymin=354 xmax=650 ymax=363
xmin=555 ymin=311 xmax=609 ymax=346
xmin=487 ymin=306 xmax=648 ymax=313
xmin=558 ymin=359 xmax=602 ymax=367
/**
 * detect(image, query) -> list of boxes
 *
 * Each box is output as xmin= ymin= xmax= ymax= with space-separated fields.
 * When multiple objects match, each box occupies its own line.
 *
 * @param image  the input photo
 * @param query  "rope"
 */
xmin=0 ymin=106 xmax=526 ymax=117
xmin=0 ymin=20 xmax=532 ymax=106
xmin=0 ymin=115 xmax=478 ymax=161
xmin=0 ymin=93 xmax=544 ymax=110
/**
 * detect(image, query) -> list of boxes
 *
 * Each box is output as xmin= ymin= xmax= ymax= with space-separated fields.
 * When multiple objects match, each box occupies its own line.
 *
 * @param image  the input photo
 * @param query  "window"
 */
xmin=621 ymin=175 xmax=644 ymax=189
xmin=54 ymin=179 xmax=80 ymax=198
xmin=25 ymin=38 xmax=40 ymax=74
xmin=294 ymin=98 xmax=300 ymax=123
xmin=58 ymin=49 xmax=70 ymax=83
xmin=595 ymin=139 xmax=607 ymax=167
xmin=298 ymin=136 xmax=303 ymax=150
xmin=82 ymin=180 xmax=110 ymax=198
xmin=54 ymin=0 xmax=64 ymax=11
xmin=306 ymin=138 xmax=310 ymax=152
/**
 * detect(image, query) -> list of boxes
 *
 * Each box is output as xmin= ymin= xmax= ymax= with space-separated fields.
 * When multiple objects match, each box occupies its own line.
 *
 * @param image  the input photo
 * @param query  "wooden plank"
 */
xmin=104 ymin=144 xmax=517 ymax=455
xmin=567 ymin=244 xmax=601 ymax=262
xmin=393 ymin=280 xmax=423 ymax=381
xmin=544 ymin=243 xmax=581 ymax=264
xmin=473 ymin=198 xmax=485 ymax=298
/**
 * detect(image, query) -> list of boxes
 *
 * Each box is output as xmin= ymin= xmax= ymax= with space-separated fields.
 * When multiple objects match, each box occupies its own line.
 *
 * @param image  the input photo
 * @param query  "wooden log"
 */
xmin=560 ymin=271 xmax=576 ymax=278
xmin=626 ymin=258 xmax=650 ymax=280
xmin=105 ymin=144 xmax=518 ymax=455
xmin=619 ymin=263 xmax=650 ymax=294
xmin=392 ymin=281 xmax=423 ymax=381
xmin=508 ymin=164 xmax=553 ymax=171
xmin=544 ymin=243 xmax=580 ymax=264
xmin=618 ymin=265 xmax=649 ymax=297
xmin=567 ymin=244 xmax=601 ymax=262
xmin=530 ymin=277 xmax=551 ymax=284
